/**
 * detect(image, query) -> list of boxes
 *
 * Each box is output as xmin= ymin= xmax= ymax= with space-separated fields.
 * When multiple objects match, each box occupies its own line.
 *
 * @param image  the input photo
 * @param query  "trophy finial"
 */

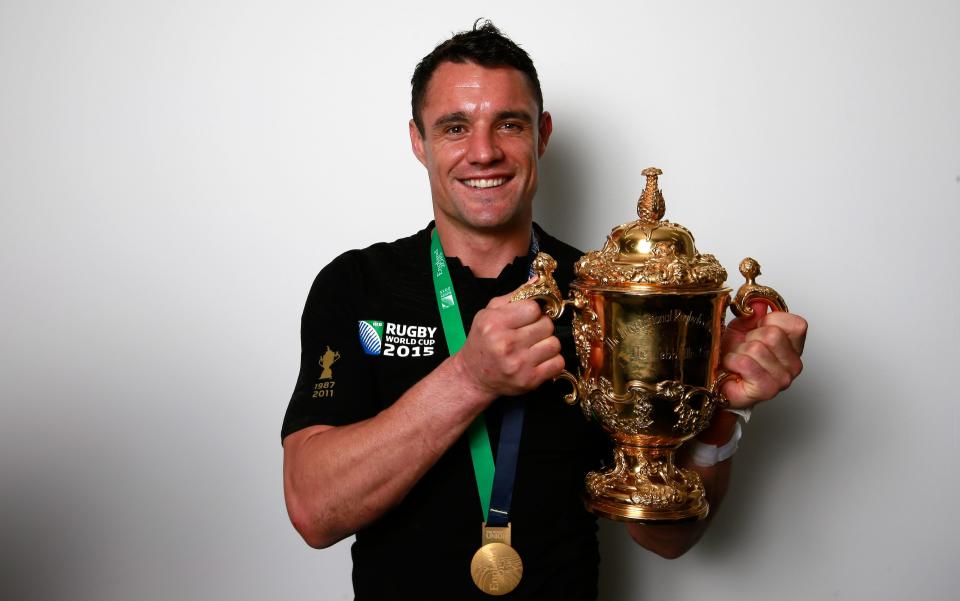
xmin=739 ymin=257 xmax=761 ymax=283
xmin=638 ymin=167 xmax=665 ymax=222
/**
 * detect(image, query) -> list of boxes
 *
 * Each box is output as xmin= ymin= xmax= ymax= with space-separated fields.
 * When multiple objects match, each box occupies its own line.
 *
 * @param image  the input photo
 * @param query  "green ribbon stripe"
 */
xmin=430 ymin=229 xmax=495 ymax=520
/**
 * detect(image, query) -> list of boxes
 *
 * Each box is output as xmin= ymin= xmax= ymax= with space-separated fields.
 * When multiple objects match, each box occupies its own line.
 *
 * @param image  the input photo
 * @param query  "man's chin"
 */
xmin=458 ymin=212 xmax=531 ymax=235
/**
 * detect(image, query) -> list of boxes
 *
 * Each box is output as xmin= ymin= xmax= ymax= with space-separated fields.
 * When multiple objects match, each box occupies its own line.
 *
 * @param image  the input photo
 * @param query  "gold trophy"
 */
xmin=515 ymin=167 xmax=788 ymax=522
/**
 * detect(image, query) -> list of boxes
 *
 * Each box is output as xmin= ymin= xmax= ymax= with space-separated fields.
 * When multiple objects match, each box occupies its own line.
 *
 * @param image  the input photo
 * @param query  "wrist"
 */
xmin=446 ymin=352 xmax=497 ymax=407
xmin=690 ymin=409 xmax=750 ymax=467
xmin=697 ymin=410 xmax=738 ymax=445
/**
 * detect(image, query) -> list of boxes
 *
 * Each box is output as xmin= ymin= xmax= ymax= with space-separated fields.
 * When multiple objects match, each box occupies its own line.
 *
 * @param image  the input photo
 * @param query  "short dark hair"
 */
xmin=410 ymin=20 xmax=543 ymax=135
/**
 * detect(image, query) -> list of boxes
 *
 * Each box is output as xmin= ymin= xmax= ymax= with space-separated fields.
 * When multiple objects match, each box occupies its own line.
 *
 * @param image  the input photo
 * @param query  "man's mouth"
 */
xmin=461 ymin=177 xmax=508 ymax=189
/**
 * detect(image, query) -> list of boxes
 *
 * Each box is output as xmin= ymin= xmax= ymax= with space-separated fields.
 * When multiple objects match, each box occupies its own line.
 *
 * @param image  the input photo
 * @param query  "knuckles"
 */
xmin=722 ymin=351 xmax=752 ymax=376
xmin=721 ymin=312 xmax=808 ymax=404
xmin=513 ymin=298 xmax=543 ymax=321
xmin=776 ymin=370 xmax=793 ymax=391
xmin=500 ymin=356 xmax=522 ymax=378
xmin=742 ymin=340 xmax=772 ymax=360
xmin=464 ymin=303 xmax=563 ymax=396
xmin=761 ymin=312 xmax=808 ymax=352
xmin=722 ymin=351 xmax=793 ymax=404
xmin=747 ymin=325 xmax=789 ymax=348
xmin=790 ymin=357 xmax=804 ymax=378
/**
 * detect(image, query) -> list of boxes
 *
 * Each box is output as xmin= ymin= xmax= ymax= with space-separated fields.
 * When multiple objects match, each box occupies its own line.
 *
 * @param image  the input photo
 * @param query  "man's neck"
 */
xmin=434 ymin=220 xmax=532 ymax=279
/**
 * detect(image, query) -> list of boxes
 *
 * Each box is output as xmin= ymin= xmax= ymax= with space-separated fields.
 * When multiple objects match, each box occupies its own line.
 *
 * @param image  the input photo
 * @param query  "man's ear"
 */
xmin=538 ymin=111 xmax=553 ymax=157
xmin=409 ymin=119 xmax=427 ymax=166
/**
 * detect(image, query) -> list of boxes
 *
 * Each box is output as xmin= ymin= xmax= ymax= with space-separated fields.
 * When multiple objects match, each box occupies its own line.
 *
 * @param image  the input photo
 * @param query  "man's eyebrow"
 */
xmin=432 ymin=112 xmax=468 ymax=129
xmin=495 ymin=110 xmax=534 ymax=123
xmin=431 ymin=110 xmax=535 ymax=130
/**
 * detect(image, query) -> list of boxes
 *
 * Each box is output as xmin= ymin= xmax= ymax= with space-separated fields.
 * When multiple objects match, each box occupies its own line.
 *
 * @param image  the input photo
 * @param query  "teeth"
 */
xmin=463 ymin=178 xmax=506 ymax=189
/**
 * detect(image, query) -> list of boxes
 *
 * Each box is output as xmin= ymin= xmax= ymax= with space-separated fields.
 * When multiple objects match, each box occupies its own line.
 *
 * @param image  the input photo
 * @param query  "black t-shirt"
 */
xmin=283 ymin=223 xmax=608 ymax=600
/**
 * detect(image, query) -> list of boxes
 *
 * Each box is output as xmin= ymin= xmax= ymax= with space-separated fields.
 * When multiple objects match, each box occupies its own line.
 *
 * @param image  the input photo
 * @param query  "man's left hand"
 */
xmin=720 ymin=302 xmax=807 ymax=408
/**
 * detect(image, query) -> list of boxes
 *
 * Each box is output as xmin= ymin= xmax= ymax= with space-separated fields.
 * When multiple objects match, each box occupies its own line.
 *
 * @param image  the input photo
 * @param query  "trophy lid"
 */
xmin=574 ymin=167 xmax=728 ymax=290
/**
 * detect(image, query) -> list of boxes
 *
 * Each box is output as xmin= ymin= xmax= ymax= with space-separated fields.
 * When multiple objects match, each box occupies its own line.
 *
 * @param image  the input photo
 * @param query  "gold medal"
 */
xmin=471 ymin=523 xmax=523 ymax=596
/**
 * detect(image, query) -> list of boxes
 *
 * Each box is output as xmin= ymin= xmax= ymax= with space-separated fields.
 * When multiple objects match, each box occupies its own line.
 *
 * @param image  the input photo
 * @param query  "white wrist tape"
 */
xmin=690 ymin=418 xmax=743 ymax=468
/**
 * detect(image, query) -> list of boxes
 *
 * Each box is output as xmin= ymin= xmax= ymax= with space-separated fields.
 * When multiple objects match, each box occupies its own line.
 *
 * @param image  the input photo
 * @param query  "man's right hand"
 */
xmin=451 ymin=292 xmax=565 ymax=400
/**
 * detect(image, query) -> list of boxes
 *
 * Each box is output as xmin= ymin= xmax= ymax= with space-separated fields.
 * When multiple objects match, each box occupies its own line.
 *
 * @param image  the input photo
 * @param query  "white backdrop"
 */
xmin=2 ymin=1 xmax=958 ymax=600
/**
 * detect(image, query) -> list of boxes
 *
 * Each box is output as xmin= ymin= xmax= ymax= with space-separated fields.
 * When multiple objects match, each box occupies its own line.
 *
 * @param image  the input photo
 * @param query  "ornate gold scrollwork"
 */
xmin=511 ymin=252 xmax=582 ymax=404
xmin=555 ymin=371 xmax=579 ymax=406
xmin=570 ymin=289 xmax=599 ymax=373
xmin=580 ymin=377 xmax=656 ymax=434
xmin=581 ymin=377 xmax=721 ymax=438
xmin=585 ymin=446 xmax=706 ymax=514
xmin=511 ymin=252 xmax=566 ymax=319
xmin=575 ymin=243 xmax=727 ymax=289
xmin=670 ymin=384 xmax=717 ymax=436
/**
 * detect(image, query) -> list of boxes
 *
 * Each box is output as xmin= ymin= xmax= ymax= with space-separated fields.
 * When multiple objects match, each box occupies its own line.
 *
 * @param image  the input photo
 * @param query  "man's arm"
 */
xmin=626 ymin=306 xmax=808 ymax=558
xmin=283 ymin=296 xmax=564 ymax=548
xmin=625 ymin=412 xmax=737 ymax=558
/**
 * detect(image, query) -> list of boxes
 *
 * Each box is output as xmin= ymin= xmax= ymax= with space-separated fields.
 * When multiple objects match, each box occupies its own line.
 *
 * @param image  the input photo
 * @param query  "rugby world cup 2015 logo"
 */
xmin=358 ymin=320 xmax=384 ymax=355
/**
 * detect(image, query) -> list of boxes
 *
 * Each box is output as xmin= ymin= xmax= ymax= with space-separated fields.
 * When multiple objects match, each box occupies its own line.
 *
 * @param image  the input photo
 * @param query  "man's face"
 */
xmin=410 ymin=62 xmax=552 ymax=234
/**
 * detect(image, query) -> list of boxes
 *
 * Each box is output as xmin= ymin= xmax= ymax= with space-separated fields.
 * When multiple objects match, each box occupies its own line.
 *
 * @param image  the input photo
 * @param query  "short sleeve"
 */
xmin=281 ymin=253 xmax=377 ymax=440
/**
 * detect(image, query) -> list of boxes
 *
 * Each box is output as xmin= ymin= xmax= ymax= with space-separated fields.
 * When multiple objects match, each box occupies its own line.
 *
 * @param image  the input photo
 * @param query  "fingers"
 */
xmin=481 ymin=315 xmax=557 ymax=371
xmin=486 ymin=277 xmax=537 ymax=310
xmin=721 ymin=348 xmax=797 ymax=408
xmin=527 ymin=331 xmax=563 ymax=367
xmin=492 ymin=336 xmax=564 ymax=392
xmin=531 ymin=352 xmax=567 ymax=384
xmin=459 ymin=294 xmax=564 ymax=398
xmin=726 ymin=300 xmax=769 ymax=334
xmin=743 ymin=323 xmax=804 ymax=376
xmin=471 ymin=303 xmax=552 ymax=349
xmin=759 ymin=311 xmax=807 ymax=355
xmin=720 ymin=316 xmax=806 ymax=408
xmin=484 ymin=295 xmax=544 ymax=326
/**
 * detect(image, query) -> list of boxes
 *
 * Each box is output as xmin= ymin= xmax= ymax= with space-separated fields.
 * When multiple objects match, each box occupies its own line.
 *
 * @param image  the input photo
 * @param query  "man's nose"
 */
xmin=466 ymin=129 xmax=503 ymax=164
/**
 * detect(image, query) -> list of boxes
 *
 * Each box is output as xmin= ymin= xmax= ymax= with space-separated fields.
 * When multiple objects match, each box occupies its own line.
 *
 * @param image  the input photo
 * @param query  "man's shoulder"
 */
xmin=304 ymin=225 xmax=432 ymax=306
xmin=321 ymin=224 xmax=432 ymax=275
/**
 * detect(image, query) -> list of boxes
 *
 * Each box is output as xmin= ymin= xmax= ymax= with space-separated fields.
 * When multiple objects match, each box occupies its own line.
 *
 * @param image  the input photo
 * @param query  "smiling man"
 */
xmin=410 ymin=60 xmax=551 ymax=276
xmin=281 ymin=21 xmax=807 ymax=600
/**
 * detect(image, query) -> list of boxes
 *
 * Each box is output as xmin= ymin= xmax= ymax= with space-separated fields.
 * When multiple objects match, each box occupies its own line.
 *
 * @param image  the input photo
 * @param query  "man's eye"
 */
xmin=446 ymin=125 xmax=466 ymax=135
xmin=501 ymin=122 xmax=523 ymax=132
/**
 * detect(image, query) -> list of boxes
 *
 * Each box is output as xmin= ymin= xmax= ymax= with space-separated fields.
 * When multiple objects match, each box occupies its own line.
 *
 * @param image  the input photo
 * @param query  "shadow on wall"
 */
xmin=534 ymin=122 xmax=593 ymax=249
xmin=703 ymin=378 xmax=826 ymax=548
xmin=596 ymin=356 xmax=831 ymax=599
xmin=0 ymin=466 xmax=101 ymax=601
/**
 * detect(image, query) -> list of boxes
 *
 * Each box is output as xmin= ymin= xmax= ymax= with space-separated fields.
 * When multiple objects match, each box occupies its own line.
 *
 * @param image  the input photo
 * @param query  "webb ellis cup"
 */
xmin=514 ymin=167 xmax=787 ymax=522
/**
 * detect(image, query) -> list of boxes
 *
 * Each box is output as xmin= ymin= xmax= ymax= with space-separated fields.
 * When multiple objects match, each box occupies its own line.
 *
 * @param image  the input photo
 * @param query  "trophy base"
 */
xmin=584 ymin=444 xmax=708 ymax=523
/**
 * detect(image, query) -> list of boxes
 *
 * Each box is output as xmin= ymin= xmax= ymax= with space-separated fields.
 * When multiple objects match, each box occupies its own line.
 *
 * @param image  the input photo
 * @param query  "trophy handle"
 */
xmin=511 ymin=252 xmax=569 ymax=318
xmin=512 ymin=252 xmax=580 ymax=405
xmin=729 ymin=257 xmax=789 ymax=317
xmin=714 ymin=257 xmax=790 ymax=400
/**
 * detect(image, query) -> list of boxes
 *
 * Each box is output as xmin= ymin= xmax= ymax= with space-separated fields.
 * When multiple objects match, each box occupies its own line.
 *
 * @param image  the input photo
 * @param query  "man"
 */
xmin=282 ymin=21 xmax=807 ymax=600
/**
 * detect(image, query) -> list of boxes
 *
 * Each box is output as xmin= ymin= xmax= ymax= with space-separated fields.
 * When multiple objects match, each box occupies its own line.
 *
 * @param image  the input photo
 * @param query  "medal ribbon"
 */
xmin=430 ymin=228 xmax=536 ymax=524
